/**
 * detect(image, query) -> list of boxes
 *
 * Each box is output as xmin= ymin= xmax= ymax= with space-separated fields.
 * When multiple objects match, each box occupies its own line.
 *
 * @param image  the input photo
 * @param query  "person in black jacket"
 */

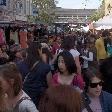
xmin=18 ymin=41 xmax=51 ymax=106
xmin=81 ymin=69 xmax=112 ymax=112
xmin=100 ymin=56 xmax=112 ymax=94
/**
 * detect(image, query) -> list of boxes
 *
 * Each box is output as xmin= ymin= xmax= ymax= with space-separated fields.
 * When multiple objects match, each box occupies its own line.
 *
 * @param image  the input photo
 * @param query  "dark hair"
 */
xmin=102 ymin=30 xmax=110 ymax=37
xmin=84 ymin=68 xmax=102 ymax=92
xmin=54 ymin=35 xmax=61 ymax=42
xmin=42 ymin=47 xmax=53 ymax=63
xmin=0 ymin=57 xmax=8 ymax=65
xmin=0 ymin=44 xmax=8 ymax=52
xmin=20 ymin=49 xmax=27 ymax=59
xmin=62 ymin=37 xmax=75 ymax=50
xmin=39 ymin=85 xmax=81 ymax=112
xmin=0 ymin=63 xmax=22 ymax=96
xmin=55 ymin=50 xmax=77 ymax=74
xmin=8 ymin=39 xmax=15 ymax=46
xmin=99 ymin=56 xmax=112 ymax=93
xmin=100 ymin=56 xmax=112 ymax=78
xmin=25 ymin=41 xmax=42 ymax=69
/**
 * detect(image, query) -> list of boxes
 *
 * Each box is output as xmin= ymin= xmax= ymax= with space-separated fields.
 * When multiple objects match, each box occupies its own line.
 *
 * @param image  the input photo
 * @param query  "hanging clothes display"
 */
xmin=5 ymin=26 xmax=11 ymax=43
xmin=19 ymin=29 xmax=27 ymax=48
xmin=0 ymin=28 xmax=5 ymax=45
xmin=10 ymin=30 xmax=19 ymax=44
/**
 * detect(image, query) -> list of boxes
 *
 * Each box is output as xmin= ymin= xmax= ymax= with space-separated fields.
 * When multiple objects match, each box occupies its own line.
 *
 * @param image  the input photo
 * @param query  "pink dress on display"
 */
xmin=0 ymin=29 xmax=5 ymax=45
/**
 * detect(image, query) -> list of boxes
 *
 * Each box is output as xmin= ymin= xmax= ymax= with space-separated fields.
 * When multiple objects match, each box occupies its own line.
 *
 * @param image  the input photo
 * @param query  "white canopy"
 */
xmin=95 ymin=25 xmax=112 ymax=30
xmin=94 ymin=15 xmax=112 ymax=27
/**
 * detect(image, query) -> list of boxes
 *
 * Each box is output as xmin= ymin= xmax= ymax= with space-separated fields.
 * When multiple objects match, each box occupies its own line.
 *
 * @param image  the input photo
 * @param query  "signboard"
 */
xmin=15 ymin=15 xmax=27 ymax=21
xmin=0 ymin=0 xmax=6 ymax=6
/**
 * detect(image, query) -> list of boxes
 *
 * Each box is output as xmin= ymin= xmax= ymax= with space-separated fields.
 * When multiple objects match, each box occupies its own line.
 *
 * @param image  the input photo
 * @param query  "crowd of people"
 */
xmin=0 ymin=26 xmax=112 ymax=112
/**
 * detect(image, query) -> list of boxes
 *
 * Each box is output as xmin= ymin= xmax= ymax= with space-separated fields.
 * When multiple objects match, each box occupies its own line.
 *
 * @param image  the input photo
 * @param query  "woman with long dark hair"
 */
xmin=51 ymin=50 xmax=84 ymax=91
xmin=17 ymin=41 xmax=51 ymax=106
xmin=62 ymin=37 xmax=81 ymax=75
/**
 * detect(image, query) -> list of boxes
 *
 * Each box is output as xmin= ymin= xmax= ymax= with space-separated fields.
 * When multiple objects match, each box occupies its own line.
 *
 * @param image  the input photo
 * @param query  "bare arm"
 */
xmin=74 ymin=56 xmax=81 ymax=75
xmin=46 ymin=72 xmax=53 ymax=87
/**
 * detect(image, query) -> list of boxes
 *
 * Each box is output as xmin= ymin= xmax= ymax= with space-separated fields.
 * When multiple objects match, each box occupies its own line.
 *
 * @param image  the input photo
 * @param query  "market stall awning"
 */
xmin=93 ymin=15 xmax=112 ymax=27
xmin=95 ymin=25 xmax=112 ymax=30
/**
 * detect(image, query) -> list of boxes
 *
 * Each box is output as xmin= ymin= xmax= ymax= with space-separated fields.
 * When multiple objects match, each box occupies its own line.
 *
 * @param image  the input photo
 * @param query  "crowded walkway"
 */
xmin=0 ymin=24 xmax=112 ymax=112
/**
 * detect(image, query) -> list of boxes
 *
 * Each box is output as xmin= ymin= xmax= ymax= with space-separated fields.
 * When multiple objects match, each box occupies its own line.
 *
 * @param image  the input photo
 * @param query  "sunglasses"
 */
xmin=89 ymin=81 xmax=103 ymax=88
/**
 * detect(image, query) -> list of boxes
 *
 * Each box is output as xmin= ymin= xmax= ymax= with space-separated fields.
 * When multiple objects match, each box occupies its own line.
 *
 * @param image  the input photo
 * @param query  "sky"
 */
xmin=57 ymin=0 xmax=102 ymax=9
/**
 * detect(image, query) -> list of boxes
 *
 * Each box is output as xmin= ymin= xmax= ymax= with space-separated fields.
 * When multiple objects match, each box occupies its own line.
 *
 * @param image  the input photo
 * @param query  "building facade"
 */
xmin=54 ymin=7 xmax=96 ymax=24
xmin=105 ymin=0 xmax=112 ymax=15
xmin=0 ymin=0 xmax=33 ymax=22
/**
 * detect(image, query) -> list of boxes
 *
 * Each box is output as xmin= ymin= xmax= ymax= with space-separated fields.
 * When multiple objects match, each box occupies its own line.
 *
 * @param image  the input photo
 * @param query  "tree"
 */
xmin=89 ymin=0 xmax=105 ymax=21
xmin=32 ymin=0 xmax=57 ymax=24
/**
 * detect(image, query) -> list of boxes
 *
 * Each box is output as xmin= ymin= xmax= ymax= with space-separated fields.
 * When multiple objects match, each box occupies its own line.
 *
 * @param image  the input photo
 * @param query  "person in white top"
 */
xmin=61 ymin=37 xmax=81 ymax=74
xmin=0 ymin=63 xmax=38 ymax=112
xmin=81 ymin=44 xmax=93 ymax=69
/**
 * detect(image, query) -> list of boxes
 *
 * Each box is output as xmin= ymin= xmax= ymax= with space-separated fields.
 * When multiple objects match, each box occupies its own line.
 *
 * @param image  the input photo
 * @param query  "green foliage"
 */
xmin=89 ymin=11 xmax=104 ymax=21
xmin=89 ymin=0 xmax=105 ymax=21
xmin=32 ymin=0 xmax=57 ymax=24
xmin=27 ymin=15 xmax=36 ymax=23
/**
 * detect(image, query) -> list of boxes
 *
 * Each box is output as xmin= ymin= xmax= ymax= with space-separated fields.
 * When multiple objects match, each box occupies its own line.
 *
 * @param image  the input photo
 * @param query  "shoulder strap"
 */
xmin=82 ymin=93 xmax=93 ymax=112
xmin=30 ymin=61 xmax=40 ymax=71
xmin=13 ymin=97 xmax=31 ymax=112
xmin=23 ymin=61 xmax=40 ymax=83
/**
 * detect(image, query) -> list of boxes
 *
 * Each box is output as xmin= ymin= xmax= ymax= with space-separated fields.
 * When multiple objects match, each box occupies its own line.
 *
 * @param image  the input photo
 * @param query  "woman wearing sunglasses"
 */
xmin=81 ymin=69 xmax=112 ymax=112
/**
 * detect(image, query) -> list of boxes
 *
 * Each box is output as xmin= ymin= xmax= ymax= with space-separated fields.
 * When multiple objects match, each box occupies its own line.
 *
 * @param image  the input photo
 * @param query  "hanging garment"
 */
xmin=0 ymin=28 xmax=5 ymax=44
xmin=10 ymin=31 xmax=19 ymax=44
xmin=19 ymin=30 xmax=27 ymax=48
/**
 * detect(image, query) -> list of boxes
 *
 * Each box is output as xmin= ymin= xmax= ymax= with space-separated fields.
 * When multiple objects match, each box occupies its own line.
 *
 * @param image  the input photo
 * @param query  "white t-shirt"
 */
xmin=16 ymin=91 xmax=38 ymax=112
xmin=56 ymin=48 xmax=63 ymax=55
xmin=82 ymin=51 xmax=93 ymax=69
xmin=69 ymin=49 xmax=80 ymax=58
xmin=56 ymin=49 xmax=80 ymax=58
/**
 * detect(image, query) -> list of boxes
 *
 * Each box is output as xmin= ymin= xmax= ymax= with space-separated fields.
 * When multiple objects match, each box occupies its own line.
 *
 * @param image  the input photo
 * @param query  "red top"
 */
xmin=51 ymin=73 xmax=85 ymax=90
xmin=51 ymin=42 xmax=60 ymax=55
